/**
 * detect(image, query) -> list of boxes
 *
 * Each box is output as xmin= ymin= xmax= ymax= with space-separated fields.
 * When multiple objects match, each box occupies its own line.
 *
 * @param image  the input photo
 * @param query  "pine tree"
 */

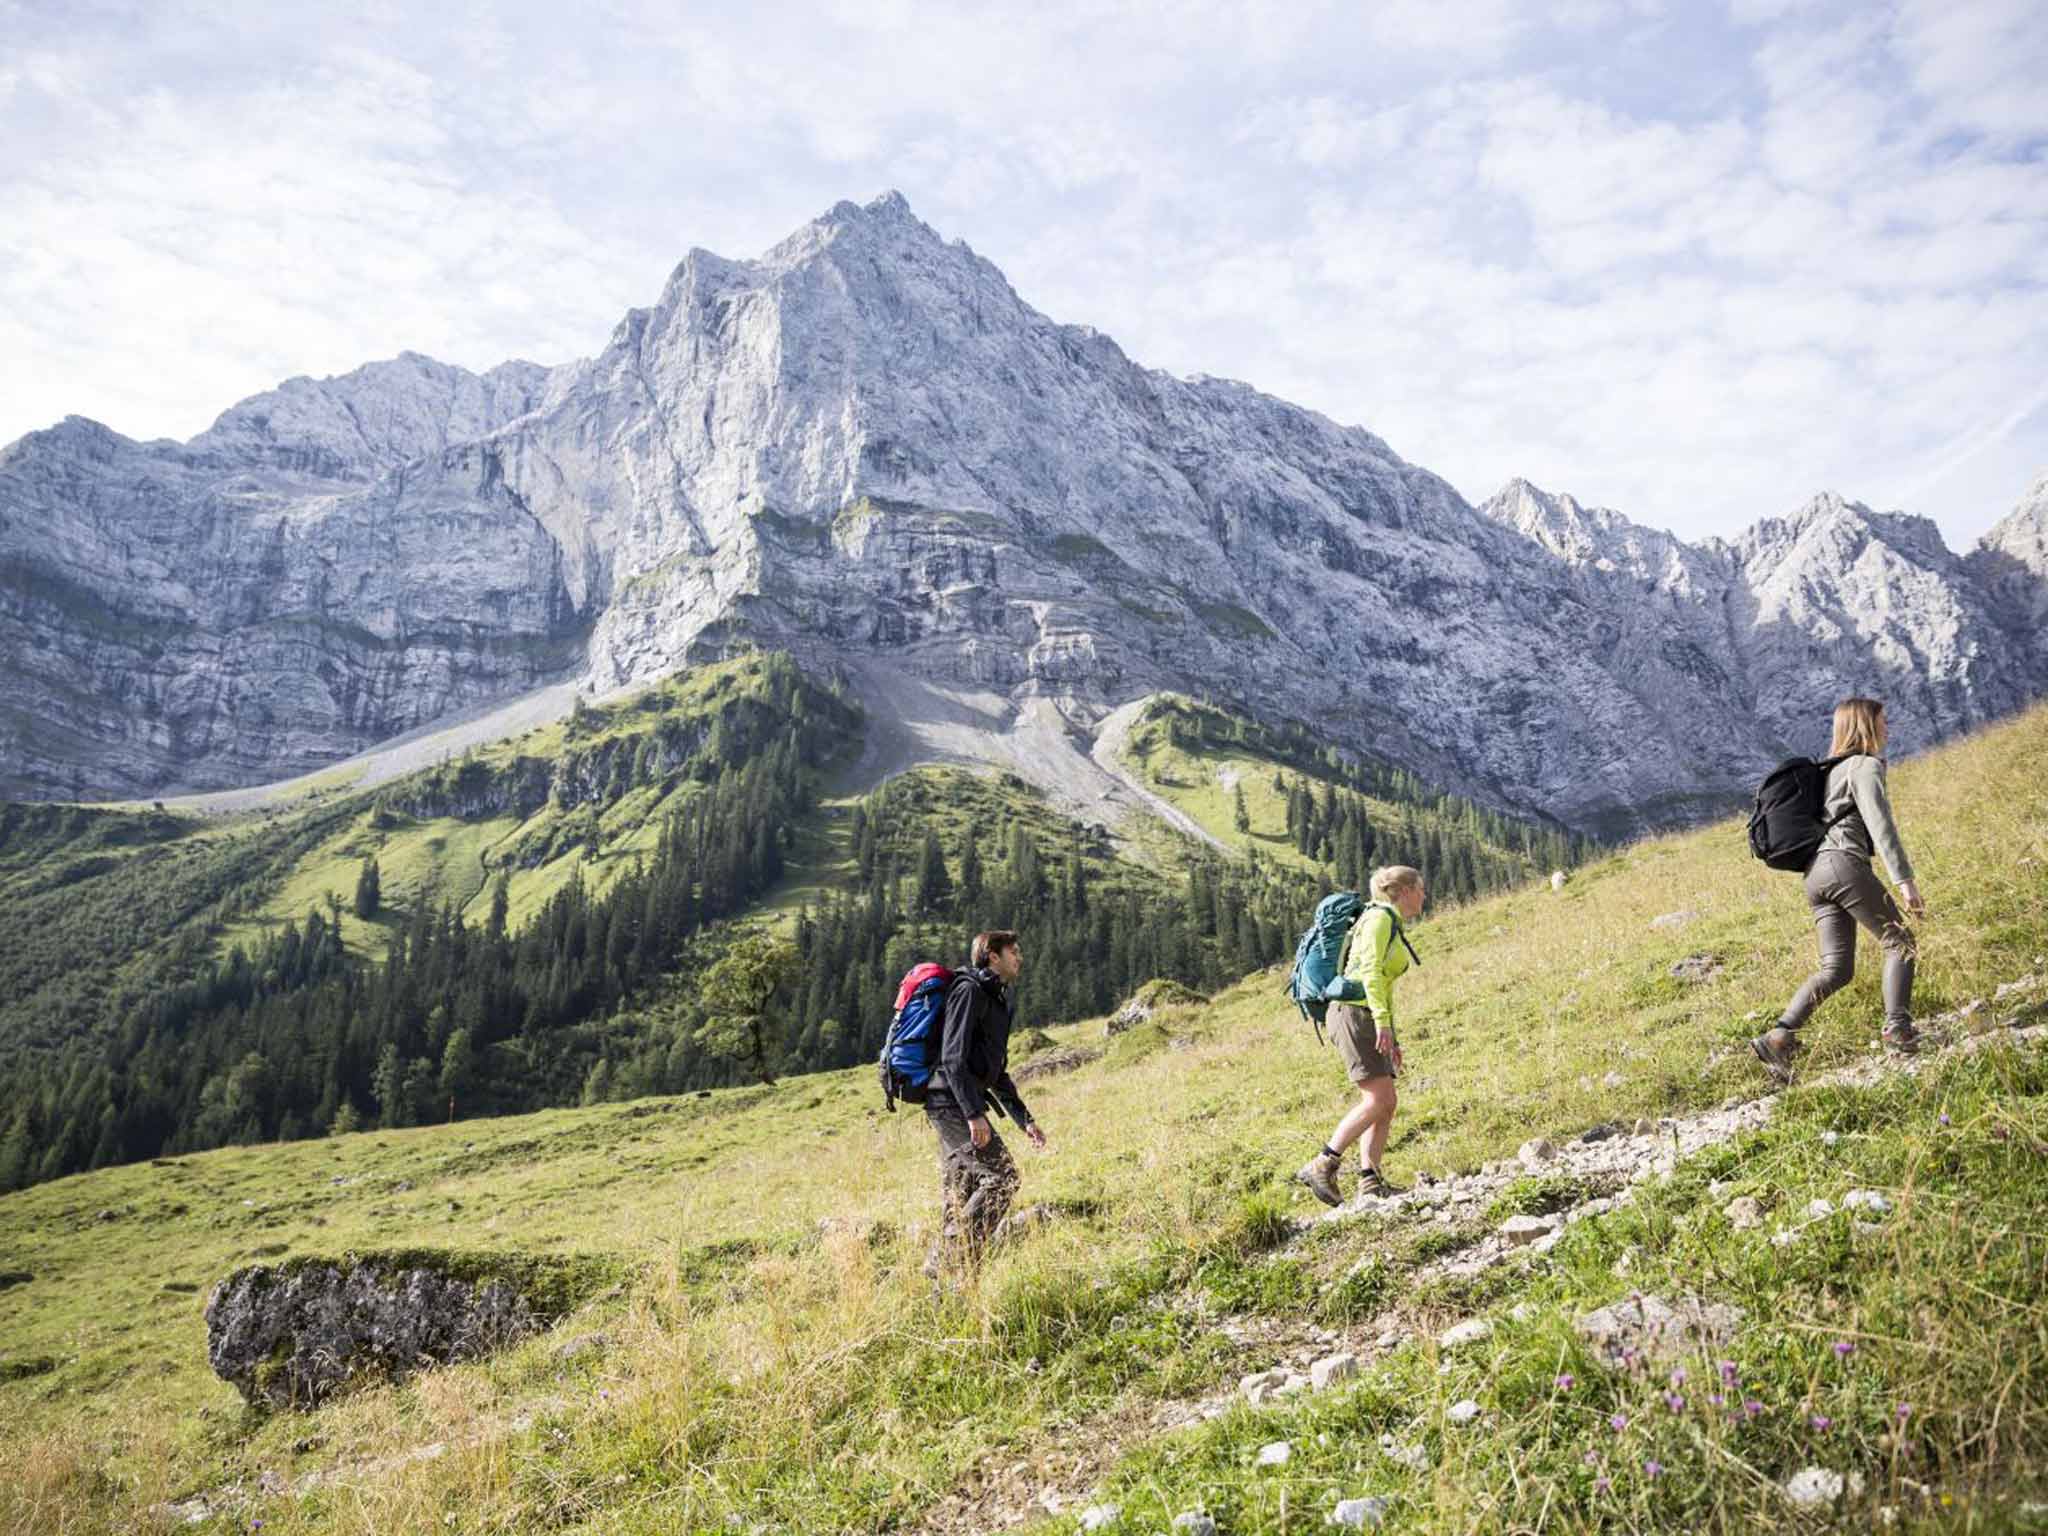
xmin=353 ymin=857 xmax=382 ymax=920
xmin=958 ymin=832 xmax=984 ymax=911
xmin=1233 ymin=782 xmax=1251 ymax=835
xmin=916 ymin=830 xmax=952 ymax=912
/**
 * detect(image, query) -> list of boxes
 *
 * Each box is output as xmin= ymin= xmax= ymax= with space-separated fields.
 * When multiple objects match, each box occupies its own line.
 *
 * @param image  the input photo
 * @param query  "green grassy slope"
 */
xmin=1108 ymin=694 xmax=1589 ymax=899
xmin=3 ymin=703 xmax=2044 ymax=1533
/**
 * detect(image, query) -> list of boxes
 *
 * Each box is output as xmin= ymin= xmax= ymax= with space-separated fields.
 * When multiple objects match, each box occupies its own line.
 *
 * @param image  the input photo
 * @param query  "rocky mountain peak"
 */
xmin=186 ymin=350 xmax=561 ymax=481
xmin=1 ymin=195 xmax=2044 ymax=833
xmin=1971 ymin=470 xmax=2048 ymax=626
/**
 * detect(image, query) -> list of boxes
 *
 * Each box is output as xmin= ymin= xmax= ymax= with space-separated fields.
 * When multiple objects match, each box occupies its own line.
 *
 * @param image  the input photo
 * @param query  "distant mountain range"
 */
xmin=3 ymin=191 xmax=2042 ymax=836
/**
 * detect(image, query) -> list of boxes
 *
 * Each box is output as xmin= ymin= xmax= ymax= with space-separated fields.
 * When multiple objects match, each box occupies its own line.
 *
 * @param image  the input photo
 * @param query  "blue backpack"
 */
xmin=878 ymin=961 xmax=955 ymax=1111
xmin=1286 ymin=891 xmax=1370 ymax=1037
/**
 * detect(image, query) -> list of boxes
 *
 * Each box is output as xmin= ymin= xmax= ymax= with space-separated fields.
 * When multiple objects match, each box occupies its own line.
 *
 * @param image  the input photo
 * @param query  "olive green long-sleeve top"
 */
xmin=1340 ymin=904 xmax=1412 ymax=1032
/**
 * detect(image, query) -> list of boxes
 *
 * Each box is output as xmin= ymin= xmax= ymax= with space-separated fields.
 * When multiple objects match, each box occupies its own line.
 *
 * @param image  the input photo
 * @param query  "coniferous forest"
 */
xmin=0 ymin=661 xmax=1593 ymax=1192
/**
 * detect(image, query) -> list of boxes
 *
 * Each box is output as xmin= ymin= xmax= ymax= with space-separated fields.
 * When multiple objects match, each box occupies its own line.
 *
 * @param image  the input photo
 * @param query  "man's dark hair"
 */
xmin=971 ymin=929 xmax=1019 ymax=968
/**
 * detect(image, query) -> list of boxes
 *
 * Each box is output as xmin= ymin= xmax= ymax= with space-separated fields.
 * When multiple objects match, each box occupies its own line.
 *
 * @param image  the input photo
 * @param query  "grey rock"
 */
xmin=1648 ymin=910 xmax=1698 ymax=931
xmin=204 ymin=1249 xmax=616 ymax=1409
xmin=1446 ymin=1398 xmax=1482 ymax=1425
xmin=1330 ymin=1495 xmax=1390 ymax=1528
xmin=1310 ymin=1352 xmax=1360 ymax=1390
xmin=1439 ymin=1318 xmax=1494 ymax=1350
xmin=1080 ymin=1506 xmax=1119 ymax=1532
xmin=1630 ymin=1115 xmax=1654 ymax=1133
xmin=1723 ymin=1196 xmax=1764 ymax=1230
xmin=1842 ymin=1189 xmax=1892 ymax=1216
xmin=1105 ymin=980 xmax=1208 ymax=1035
xmin=1574 ymin=1293 xmax=1743 ymax=1370
xmin=1783 ymin=1466 xmax=1863 ymax=1508
xmin=1172 ymin=1513 xmax=1217 ymax=1536
xmin=1517 ymin=1137 xmax=1556 ymax=1168
xmin=1500 ymin=1213 xmax=1563 ymax=1247
xmin=1257 ymin=1440 xmax=1292 ymax=1465
xmin=1239 ymin=1367 xmax=1288 ymax=1403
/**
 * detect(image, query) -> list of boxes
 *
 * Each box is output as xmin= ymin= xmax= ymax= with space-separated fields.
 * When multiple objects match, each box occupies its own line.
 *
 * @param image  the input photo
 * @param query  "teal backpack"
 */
xmin=1284 ymin=891 xmax=1422 ymax=1041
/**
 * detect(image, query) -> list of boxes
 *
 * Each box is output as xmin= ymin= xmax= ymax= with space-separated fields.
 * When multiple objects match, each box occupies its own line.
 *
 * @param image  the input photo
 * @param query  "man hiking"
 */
xmin=924 ymin=929 xmax=1048 ymax=1274
xmin=1297 ymin=866 xmax=1425 ymax=1205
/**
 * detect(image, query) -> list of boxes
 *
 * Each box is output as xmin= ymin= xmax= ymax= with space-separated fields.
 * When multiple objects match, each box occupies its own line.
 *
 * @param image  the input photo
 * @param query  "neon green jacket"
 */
xmin=1341 ymin=904 xmax=1412 ymax=1032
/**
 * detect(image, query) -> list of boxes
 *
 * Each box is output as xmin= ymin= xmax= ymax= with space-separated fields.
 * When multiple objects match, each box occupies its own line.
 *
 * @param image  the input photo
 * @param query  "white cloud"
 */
xmin=0 ymin=0 xmax=2042 ymax=551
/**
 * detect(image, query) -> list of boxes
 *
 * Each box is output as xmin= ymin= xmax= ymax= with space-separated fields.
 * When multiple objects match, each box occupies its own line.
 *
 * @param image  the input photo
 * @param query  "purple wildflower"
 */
xmin=1896 ymin=1403 xmax=1912 ymax=1421
xmin=1556 ymin=1373 xmax=1576 ymax=1391
xmin=1611 ymin=1413 xmax=1630 ymax=1432
xmin=1665 ymin=1393 xmax=1686 ymax=1413
xmin=1812 ymin=1414 xmax=1833 ymax=1432
xmin=1584 ymin=1450 xmax=1601 ymax=1466
xmin=1645 ymin=1460 xmax=1664 ymax=1478
xmin=1710 ymin=1394 xmax=1726 ymax=1408
xmin=1745 ymin=1399 xmax=1765 ymax=1419
xmin=1719 ymin=1360 xmax=1739 ymax=1384
xmin=1670 ymin=1366 xmax=1688 ymax=1386
xmin=1834 ymin=1340 xmax=1856 ymax=1359
xmin=1940 ymin=1113 xmax=1951 ymax=1126
xmin=1595 ymin=1476 xmax=1612 ymax=1494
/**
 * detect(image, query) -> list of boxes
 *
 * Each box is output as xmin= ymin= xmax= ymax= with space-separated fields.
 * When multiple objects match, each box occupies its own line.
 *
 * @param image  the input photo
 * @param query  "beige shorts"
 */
xmin=1328 ymin=1002 xmax=1395 ymax=1083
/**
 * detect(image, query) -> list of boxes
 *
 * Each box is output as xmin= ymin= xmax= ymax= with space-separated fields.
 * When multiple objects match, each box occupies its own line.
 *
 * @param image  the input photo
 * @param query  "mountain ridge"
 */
xmin=2 ymin=190 xmax=2043 ymax=835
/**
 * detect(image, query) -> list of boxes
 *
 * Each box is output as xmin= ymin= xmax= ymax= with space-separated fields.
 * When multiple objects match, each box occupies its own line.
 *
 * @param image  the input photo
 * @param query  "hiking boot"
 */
xmin=1881 ymin=1021 xmax=1920 ymax=1056
xmin=1358 ymin=1165 xmax=1405 ymax=1198
xmin=1751 ymin=1027 xmax=1801 ymax=1083
xmin=1296 ymin=1150 xmax=1344 ymax=1207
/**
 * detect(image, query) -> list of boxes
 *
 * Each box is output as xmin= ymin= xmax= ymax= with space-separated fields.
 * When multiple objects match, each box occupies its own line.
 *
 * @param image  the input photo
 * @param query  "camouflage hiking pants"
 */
xmin=923 ymin=1094 xmax=1020 ymax=1273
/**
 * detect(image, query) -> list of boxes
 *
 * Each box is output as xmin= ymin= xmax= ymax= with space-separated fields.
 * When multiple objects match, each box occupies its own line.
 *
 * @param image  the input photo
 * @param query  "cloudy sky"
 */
xmin=3 ymin=0 xmax=2043 ymax=548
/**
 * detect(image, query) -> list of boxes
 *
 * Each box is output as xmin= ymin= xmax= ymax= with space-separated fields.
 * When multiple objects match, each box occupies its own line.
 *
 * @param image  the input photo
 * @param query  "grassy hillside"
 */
xmin=1109 ymin=694 xmax=1591 ymax=900
xmin=4 ymin=702 xmax=2044 ymax=1533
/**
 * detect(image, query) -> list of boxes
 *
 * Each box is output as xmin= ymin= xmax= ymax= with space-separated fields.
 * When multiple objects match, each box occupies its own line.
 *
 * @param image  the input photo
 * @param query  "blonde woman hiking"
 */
xmin=1753 ymin=697 xmax=1925 ymax=1079
xmin=1296 ymin=866 xmax=1425 ymax=1205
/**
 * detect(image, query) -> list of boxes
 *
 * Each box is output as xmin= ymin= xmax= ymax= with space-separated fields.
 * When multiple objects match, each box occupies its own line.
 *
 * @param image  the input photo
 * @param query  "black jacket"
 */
xmin=934 ymin=966 xmax=1033 ymax=1125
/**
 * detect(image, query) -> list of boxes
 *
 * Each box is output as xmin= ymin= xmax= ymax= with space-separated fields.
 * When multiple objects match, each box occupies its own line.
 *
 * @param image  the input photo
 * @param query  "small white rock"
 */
xmin=1173 ymin=1513 xmax=1217 ymax=1536
xmin=1805 ymin=1198 xmax=1836 ymax=1220
xmin=1258 ymin=1441 xmax=1292 ymax=1466
xmin=1311 ymin=1353 xmax=1360 ymax=1390
xmin=1376 ymin=1328 xmax=1402 ymax=1350
xmin=1517 ymin=1137 xmax=1556 ymax=1168
xmin=1329 ymin=1495 xmax=1390 ymax=1528
xmin=1821 ymin=1131 xmax=1841 ymax=1149
xmin=1842 ymin=1189 xmax=1892 ymax=1215
xmin=1439 ymin=1318 xmax=1493 ymax=1350
xmin=1782 ymin=1466 xmax=1864 ymax=1508
xmin=1501 ymin=1213 xmax=1562 ymax=1247
xmin=1446 ymin=1398 xmax=1482 ymax=1425
xmin=1724 ymin=1195 xmax=1763 ymax=1230
xmin=1080 ymin=1506 xmax=1119 ymax=1532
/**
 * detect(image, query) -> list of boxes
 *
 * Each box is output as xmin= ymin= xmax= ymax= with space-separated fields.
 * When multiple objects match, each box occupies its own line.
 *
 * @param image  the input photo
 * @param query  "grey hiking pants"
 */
xmin=923 ymin=1092 xmax=1019 ymax=1271
xmin=1780 ymin=850 xmax=1915 ymax=1033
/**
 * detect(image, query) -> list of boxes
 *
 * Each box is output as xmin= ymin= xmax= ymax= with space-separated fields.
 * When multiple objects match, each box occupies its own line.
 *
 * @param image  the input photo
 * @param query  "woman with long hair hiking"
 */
xmin=1753 ymin=696 xmax=1925 ymax=1079
xmin=1297 ymin=865 xmax=1424 ymax=1205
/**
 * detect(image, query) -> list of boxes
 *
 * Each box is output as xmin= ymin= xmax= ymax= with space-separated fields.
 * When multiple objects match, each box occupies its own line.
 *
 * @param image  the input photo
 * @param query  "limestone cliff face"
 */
xmin=2 ymin=193 xmax=2042 ymax=832
xmin=0 ymin=358 xmax=584 ymax=798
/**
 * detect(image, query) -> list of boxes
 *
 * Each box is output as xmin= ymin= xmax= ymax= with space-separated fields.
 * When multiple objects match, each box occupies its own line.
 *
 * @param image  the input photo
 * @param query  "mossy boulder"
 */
xmin=203 ymin=1248 xmax=624 ymax=1410
xmin=1106 ymin=978 xmax=1209 ymax=1036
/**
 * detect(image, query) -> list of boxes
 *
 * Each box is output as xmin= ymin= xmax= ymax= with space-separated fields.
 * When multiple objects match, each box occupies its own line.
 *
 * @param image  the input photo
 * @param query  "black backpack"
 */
xmin=1747 ymin=755 xmax=1852 ymax=871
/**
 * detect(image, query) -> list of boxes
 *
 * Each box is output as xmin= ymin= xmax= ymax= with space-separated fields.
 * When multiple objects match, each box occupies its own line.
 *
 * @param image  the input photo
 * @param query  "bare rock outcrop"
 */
xmin=203 ymin=1248 xmax=620 ymax=1410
